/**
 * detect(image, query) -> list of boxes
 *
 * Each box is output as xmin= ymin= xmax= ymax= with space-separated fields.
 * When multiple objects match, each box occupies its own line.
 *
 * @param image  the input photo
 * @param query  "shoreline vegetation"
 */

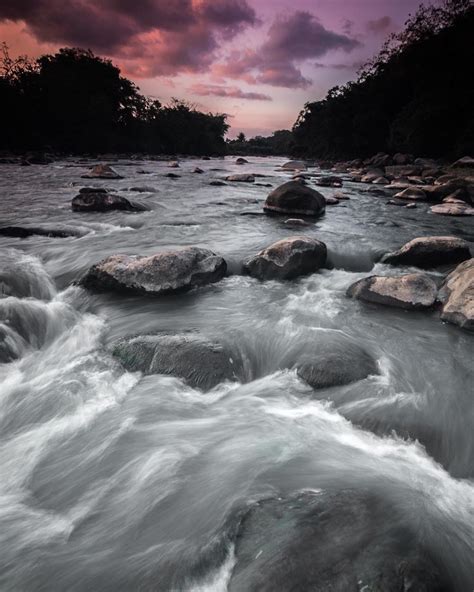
xmin=0 ymin=0 xmax=472 ymax=162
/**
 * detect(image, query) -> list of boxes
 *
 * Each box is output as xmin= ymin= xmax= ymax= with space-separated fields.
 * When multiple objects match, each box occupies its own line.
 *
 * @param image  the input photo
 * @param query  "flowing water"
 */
xmin=0 ymin=157 xmax=473 ymax=591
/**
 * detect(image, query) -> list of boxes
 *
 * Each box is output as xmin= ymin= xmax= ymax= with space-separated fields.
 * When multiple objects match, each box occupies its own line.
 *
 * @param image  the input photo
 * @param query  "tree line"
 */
xmin=292 ymin=0 xmax=474 ymax=160
xmin=0 ymin=46 xmax=229 ymax=155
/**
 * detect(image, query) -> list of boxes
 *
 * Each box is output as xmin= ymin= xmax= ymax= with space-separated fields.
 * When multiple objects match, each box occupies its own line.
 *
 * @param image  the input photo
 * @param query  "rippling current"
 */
xmin=0 ymin=157 xmax=473 ymax=591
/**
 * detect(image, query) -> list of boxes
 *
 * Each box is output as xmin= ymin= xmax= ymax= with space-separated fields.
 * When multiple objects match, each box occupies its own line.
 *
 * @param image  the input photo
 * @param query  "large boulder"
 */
xmin=71 ymin=192 xmax=146 ymax=212
xmin=347 ymin=273 xmax=438 ymax=310
xmin=263 ymin=181 xmax=325 ymax=217
xmin=229 ymin=490 xmax=448 ymax=592
xmin=281 ymin=160 xmax=307 ymax=171
xmin=243 ymin=237 xmax=327 ymax=280
xmin=296 ymin=338 xmax=378 ymax=389
xmin=81 ymin=164 xmax=123 ymax=179
xmin=112 ymin=332 xmax=240 ymax=389
xmin=382 ymin=236 xmax=471 ymax=268
xmin=437 ymin=258 xmax=474 ymax=330
xmin=81 ymin=247 xmax=227 ymax=295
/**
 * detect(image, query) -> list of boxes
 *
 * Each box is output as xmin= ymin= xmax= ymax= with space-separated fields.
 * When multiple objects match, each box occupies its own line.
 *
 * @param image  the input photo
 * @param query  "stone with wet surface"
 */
xmin=112 ymin=332 xmax=240 ymax=389
xmin=263 ymin=181 xmax=326 ymax=217
xmin=81 ymin=163 xmax=123 ymax=179
xmin=243 ymin=236 xmax=327 ymax=280
xmin=382 ymin=236 xmax=471 ymax=268
xmin=437 ymin=258 xmax=474 ymax=330
xmin=81 ymin=247 xmax=227 ymax=295
xmin=347 ymin=273 xmax=438 ymax=310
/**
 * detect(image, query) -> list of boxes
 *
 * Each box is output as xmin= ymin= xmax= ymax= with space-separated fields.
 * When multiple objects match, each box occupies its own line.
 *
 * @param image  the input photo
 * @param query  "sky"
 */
xmin=0 ymin=0 xmax=432 ymax=137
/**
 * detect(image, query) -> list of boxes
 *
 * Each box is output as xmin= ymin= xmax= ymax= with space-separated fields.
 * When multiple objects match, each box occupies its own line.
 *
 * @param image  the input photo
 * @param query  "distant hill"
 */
xmin=292 ymin=0 xmax=474 ymax=160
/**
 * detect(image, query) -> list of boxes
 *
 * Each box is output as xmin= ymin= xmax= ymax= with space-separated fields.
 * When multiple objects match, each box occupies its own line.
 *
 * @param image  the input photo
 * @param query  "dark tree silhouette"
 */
xmin=0 ymin=47 xmax=229 ymax=155
xmin=292 ymin=0 xmax=474 ymax=159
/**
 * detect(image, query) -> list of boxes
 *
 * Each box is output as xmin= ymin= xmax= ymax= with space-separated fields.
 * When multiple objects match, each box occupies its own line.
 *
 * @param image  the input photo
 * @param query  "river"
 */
xmin=0 ymin=156 xmax=473 ymax=591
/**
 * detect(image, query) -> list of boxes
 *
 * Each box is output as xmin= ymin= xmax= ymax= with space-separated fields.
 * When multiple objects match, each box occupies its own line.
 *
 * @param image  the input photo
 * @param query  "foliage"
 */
xmin=0 ymin=47 xmax=228 ymax=155
xmin=292 ymin=0 xmax=474 ymax=159
xmin=227 ymin=129 xmax=294 ymax=156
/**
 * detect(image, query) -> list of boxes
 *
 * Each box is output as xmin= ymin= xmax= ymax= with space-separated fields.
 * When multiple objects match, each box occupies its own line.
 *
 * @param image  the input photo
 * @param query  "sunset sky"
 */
xmin=0 ymin=0 xmax=429 ymax=137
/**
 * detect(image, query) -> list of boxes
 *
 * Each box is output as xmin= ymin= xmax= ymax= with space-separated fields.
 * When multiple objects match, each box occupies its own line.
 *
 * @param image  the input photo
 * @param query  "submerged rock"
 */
xmin=235 ymin=157 xmax=248 ymax=164
xmin=296 ymin=338 xmax=378 ymax=389
xmin=229 ymin=490 xmax=448 ymax=592
xmin=243 ymin=237 xmax=327 ymax=280
xmin=283 ymin=218 xmax=311 ymax=227
xmin=112 ymin=332 xmax=240 ymax=389
xmin=347 ymin=273 xmax=438 ymax=310
xmin=128 ymin=186 xmax=157 ymax=193
xmin=226 ymin=174 xmax=255 ymax=182
xmin=0 ymin=226 xmax=78 ymax=238
xmin=82 ymin=247 xmax=227 ymax=295
xmin=81 ymin=164 xmax=123 ymax=179
xmin=437 ymin=258 xmax=474 ymax=330
xmin=382 ymin=236 xmax=471 ymax=268
xmin=263 ymin=181 xmax=326 ymax=217
xmin=72 ymin=192 xmax=146 ymax=212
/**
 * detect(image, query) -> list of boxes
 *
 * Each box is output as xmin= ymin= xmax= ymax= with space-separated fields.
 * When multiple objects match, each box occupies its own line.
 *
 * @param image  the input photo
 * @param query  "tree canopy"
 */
xmin=292 ymin=0 xmax=474 ymax=159
xmin=0 ymin=46 xmax=229 ymax=155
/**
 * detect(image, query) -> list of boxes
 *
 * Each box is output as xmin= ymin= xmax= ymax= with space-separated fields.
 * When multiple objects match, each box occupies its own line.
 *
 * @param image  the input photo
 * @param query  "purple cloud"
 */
xmin=216 ymin=11 xmax=361 ymax=89
xmin=0 ymin=0 xmax=258 ymax=74
xmin=366 ymin=16 xmax=393 ymax=34
xmin=190 ymin=83 xmax=272 ymax=100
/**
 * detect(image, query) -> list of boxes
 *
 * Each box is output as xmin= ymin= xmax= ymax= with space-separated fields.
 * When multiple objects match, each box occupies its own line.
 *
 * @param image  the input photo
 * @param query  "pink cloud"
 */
xmin=215 ymin=11 xmax=361 ymax=89
xmin=190 ymin=83 xmax=271 ymax=100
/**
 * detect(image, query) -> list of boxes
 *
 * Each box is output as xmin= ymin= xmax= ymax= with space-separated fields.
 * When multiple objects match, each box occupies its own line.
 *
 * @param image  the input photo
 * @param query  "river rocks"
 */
xmin=129 ymin=186 xmax=157 ymax=193
xmin=296 ymin=339 xmax=377 ymax=389
xmin=372 ymin=176 xmax=389 ymax=185
xmin=347 ymin=273 xmax=438 ymax=310
xmin=236 ymin=157 xmax=248 ymax=164
xmin=283 ymin=218 xmax=311 ymax=227
xmin=0 ymin=226 xmax=78 ymax=238
xmin=225 ymin=174 xmax=255 ymax=182
xmin=382 ymin=236 xmax=471 ymax=268
xmin=81 ymin=164 xmax=123 ymax=179
xmin=393 ymin=153 xmax=413 ymax=165
xmin=229 ymin=490 xmax=447 ymax=592
xmin=165 ymin=172 xmax=180 ymax=178
xmin=209 ymin=180 xmax=227 ymax=186
xmin=72 ymin=192 xmax=146 ymax=212
xmin=451 ymin=156 xmax=474 ymax=168
xmin=385 ymin=165 xmax=421 ymax=177
xmin=315 ymin=175 xmax=343 ymax=187
xmin=263 ymin=181 xmax=326 ymax=217
xmin=243 ymin=237 xmax=327 ymax=281
xmin=281 ymin=160 xmax=307 ymax=171
xmin=112 ymin=332 xmax=240 ymax=389
xmin=394 ymin=186 xmax=427 ymax=201
xmin=82 ymin=247 xmax=227 ymax=295
xmin=168 ymin=161 xmax=179 ymax=168
xmin=193 ymin=167 xmax=204 ymax=174
xmin=430 ymin=203 xmax=474 ymax=216
xmin=324 ymin=196 xmax=339 ymax=205
xmin=437 ymin=258 xmax=474 ymax=330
